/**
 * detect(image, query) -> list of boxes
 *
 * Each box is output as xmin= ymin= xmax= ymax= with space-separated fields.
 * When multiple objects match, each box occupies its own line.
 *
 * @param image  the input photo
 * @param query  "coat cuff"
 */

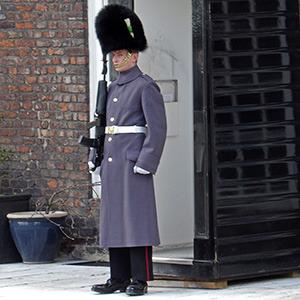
xmin=136 ymin=151 xmax=160 ymax=174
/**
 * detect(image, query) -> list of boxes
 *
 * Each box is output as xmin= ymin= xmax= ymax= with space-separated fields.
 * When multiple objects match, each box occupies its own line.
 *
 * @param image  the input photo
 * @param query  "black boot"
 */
xmin=91 ymin=278 xmax=131 ymax=294
xmin=126 ymin=280 xmax=148 ymax=296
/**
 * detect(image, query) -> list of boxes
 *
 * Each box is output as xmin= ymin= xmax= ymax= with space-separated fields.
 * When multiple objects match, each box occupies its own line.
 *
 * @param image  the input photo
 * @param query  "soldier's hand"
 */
xmin=88 ymin=161 xmax=101 ymax=175
xmin=133 ymin=165 xmax=150 ymax=175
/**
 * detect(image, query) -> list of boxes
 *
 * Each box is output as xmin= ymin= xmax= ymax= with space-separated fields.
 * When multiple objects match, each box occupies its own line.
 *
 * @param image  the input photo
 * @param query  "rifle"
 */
xmin=78 ymin=57 xmax=107 ymax=171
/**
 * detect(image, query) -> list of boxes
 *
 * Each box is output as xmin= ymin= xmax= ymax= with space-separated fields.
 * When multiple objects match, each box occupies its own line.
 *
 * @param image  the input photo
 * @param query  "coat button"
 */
xmin=108 ymin=137 xmax=112 ymax=142
xmin=108 ymin=157 xmax=113 ymax=162
xmin=110 ymin=117 xmax=115 ymax=122
xmin=113 ymin=97 xmax=118 ymax=102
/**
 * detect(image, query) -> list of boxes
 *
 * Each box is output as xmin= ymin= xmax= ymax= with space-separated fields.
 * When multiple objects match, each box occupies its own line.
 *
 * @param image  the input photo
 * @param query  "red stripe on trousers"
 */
xmin=145 ymin=247 xmax=150 ymax=281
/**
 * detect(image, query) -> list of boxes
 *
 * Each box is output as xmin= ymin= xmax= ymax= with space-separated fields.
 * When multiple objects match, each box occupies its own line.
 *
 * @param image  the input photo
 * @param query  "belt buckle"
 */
xmin=108 ymin=126 xmax=115 ymax=134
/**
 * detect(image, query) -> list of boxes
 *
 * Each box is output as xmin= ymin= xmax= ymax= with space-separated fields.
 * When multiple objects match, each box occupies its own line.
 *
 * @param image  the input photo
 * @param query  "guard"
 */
xmin=91 ymin=4 xmax=167 ymax=296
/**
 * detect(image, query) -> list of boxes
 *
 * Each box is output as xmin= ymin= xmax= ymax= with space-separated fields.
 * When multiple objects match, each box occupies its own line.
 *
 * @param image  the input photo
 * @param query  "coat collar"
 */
xmin=116 ymin=65 xmax=142 ymax=85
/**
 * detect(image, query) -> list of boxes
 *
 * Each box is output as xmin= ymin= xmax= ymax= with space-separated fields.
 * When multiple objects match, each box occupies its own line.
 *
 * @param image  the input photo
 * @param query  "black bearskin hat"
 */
xmin=95 ymin=4 xmax=147 ymax=55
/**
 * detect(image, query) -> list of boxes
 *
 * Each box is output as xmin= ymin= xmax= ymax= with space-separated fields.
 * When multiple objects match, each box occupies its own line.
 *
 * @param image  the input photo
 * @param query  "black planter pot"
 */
xmin=0 ymin=194 xmax=30 ymax=263
xmin=7 ymin=211 xmax=68 ymax=264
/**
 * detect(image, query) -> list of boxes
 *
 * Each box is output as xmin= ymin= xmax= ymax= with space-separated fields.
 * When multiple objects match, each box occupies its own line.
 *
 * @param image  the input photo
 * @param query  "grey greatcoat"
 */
xmin=99 ymin=65 xmax=167 ymax=248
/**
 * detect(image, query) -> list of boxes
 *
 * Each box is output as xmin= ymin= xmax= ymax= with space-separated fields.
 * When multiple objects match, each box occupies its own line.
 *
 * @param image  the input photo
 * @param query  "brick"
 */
xmin=19 ymin=85 xmax=33 ymax=92
xmin=46 ymin=67 xmax=54 ymax=74
xmin=56 ymin=31 xmax=63 ymax=38
xmin=9 ymin=86 xmax=18 ymax=92
xmin=77 ymin=57 xmax=88 ymax=65
xmin=7 ymin=31 xmax=23 ymax=39
xmin=21 ymin=102 xmax=32 ymax=110
xmin=75 ymin=3 xmax=84 ymax=10
xmin=61 ymin=56 xmax=69 ymax=64
xmin=31 ymin=48 xmax=39 ymax=56
xmin=69 ymin=22 xmax=87 ymax=29
xmin=52 ymin=57 xmax=60 ymax=64
xmin=0 ymin=50 xmax=9 ymax=56
xmin=78 ymin=113 xmax=88 ymax=121
xmin=68 ymin=85 xmax=86 ymax=93
xmin=19 ymin=111 xmax=37 ymax=119
xmin=20 ymin=49 xmax=29 ymax=56
xmin=49 ymin=103 xmax=58 ymax=111
xmin=17 ymin=146 xmax=30 ymax=152
xmin=57 ymin=21 xmax=68 ymax=29
xmin=18 ymin=129 xmax=34 ymax=137
xmin=56 ymin=66 xmax=65 ymax=73
xmin=37 ymin=58 xmax=51 ymax=65
xmin=0 ymin=13 xmax=7 ymax=21
xmin=70 ymin=172 xmax=89 ymax=181
xmin=23 ymin=94 xmax=38 ymax=102
xmin=40 ymin=95 xmax=53 ymax=101
xmin=11 ymin=102 xmax=20 ymax=110
xmin=69 ymin=103 xmax=88 ymax=112
xmin=63 ymin=76 xmax=71 ymax=84
xmin=16 ymin=5 xmax=34 ymax=11
xmin=66 ymin=48 xmax=87 ymax=56
xmin=49 ymin=22 xmax=58 ymax=29
xmin=64 ymin=148 xmax=73 ymax=154
xmin=59 ymin=103 xmax=68 ymax=111
xmin=36 ymin=40 xmax=51 ymax=47
xmin=26 ymin=76 xmax=37 ymax=84
xmin=39 ymin=112 xmax=54 ymax=119
xmin=33 ymin=31 xmax=42 ymax=38
xmin=36 ymin=4 xmax=48 ymax=11
xmin=8 ymin=67 xmax=17 ymax=75
xmin=17 ymin=58 xmax=35 ymax=66
xmin=38 ymin=76 xmax=50 ymax=84
xmin=0 ymin=22 xmax=15 ymax=29
xmin=11 ymin=179 xmax=28 ymax=189
xmin=0 ymin=129 xmax=17 ymax=136
xmin=51 ymin=40 xmax=62 ymax=47
xmin=16 ymin=22 xmax=35 ymax=29
xmin=0 ymin=103 xmax=9 ymax=110
xmin=40 ymin=129 xmax=55 ymax=137
xmin=48 ymin=48 xmax=64 ymax=56
xmin=56 ymin=163 xmax=64 ymax=170
xmin=0 ymin=40 xmax=14 ymax=47
xmin=48 ymin=179 xmax=57 ymax=188
xmin=43 ymin=31 xmax=56 ymax=38
xmin=79 ymin=164 xmax=87 ymax=171
xmin=16 ymin=40 xmax=36 ymax=47
xmin=56 ymin=147 xmax=64 ymax=153
xmin=22 ymin=12 xmax=30 ymax=19
xmin=70 ymin=57 xmax=76 ymax=65
xmin=19 ymin=68 xmax=31 ymax=75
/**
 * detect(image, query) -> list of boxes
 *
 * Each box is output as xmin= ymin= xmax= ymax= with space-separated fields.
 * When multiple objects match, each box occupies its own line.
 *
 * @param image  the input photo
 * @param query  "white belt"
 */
xmin=105 ymin=125 xmax=147 ymax=135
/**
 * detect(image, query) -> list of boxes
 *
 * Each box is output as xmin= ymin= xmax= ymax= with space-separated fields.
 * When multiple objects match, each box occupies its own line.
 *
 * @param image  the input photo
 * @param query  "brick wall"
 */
xmin=0 ymin=0 xmax=102 ymax=260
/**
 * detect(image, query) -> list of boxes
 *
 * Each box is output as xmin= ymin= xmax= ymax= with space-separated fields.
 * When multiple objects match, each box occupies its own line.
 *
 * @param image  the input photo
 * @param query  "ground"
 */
xmin=1 ymin=261 xmax=300 ymax=299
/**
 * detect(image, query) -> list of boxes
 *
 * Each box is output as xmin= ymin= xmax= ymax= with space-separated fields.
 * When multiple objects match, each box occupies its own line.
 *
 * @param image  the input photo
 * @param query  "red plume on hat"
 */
xmin=95 ymin=4 xmax=148 ymax=55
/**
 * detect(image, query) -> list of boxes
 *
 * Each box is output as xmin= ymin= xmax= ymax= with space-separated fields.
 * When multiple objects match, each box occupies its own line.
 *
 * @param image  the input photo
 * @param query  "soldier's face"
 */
xmin=112 ymin=50 xmax=138 ymax=72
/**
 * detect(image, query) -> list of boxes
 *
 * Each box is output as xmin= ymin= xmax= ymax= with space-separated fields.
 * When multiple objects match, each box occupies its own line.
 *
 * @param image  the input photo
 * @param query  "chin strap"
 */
xmin=114 ymin=51 xmax=132 ymax=69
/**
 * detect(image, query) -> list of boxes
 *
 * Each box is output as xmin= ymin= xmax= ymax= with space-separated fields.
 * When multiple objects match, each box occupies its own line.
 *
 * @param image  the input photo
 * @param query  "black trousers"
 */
xmin=109 ymin=246 xmax=153 ymax=282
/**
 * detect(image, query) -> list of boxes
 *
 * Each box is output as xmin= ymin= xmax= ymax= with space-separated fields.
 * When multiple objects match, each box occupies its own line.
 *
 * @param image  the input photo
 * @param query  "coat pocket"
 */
xmin=126 ymin=150 xmax=140 ymax=162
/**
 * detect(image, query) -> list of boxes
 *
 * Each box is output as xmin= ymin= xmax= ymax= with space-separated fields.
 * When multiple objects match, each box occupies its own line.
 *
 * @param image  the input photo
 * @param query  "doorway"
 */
xmin=88 ymin=0 xmax=196 ymax=264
